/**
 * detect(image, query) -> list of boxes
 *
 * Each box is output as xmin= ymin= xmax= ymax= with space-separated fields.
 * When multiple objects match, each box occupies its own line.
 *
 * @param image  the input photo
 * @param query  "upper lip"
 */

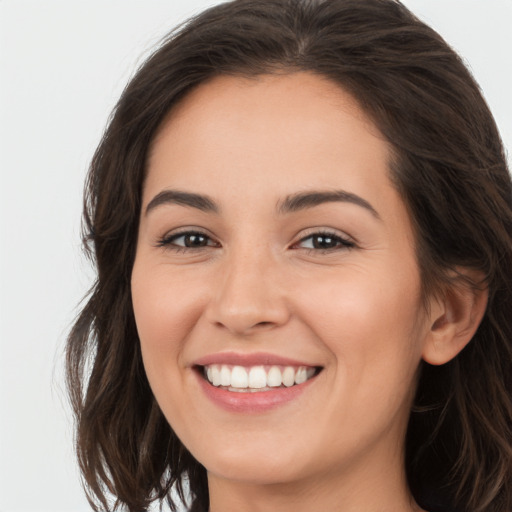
xmin=193 ymin=351 xmax=320 ymax=368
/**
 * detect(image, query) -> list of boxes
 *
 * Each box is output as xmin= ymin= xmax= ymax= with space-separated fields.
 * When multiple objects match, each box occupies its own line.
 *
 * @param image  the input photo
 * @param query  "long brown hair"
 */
xmin=66 ymin=1 xmax=512 ymax=511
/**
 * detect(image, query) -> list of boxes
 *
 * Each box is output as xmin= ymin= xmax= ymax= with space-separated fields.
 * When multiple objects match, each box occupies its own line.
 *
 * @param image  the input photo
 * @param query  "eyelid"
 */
xmin=156 ymin=227 xmax=220 ymax=249
xmin=291 ymin=228 xmax=356 ymax=251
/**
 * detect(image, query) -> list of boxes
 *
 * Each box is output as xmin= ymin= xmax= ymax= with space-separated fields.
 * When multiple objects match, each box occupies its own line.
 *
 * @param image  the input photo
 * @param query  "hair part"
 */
xmin=67 ymin=1 xmax=512 ymax=511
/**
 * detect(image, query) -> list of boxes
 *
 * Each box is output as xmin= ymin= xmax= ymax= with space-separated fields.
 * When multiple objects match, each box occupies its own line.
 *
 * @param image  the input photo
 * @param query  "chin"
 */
xmin=205 ymin=455 xmax=307 ymax=486
xmin=188 ymin=436 xmax=313 ymax=485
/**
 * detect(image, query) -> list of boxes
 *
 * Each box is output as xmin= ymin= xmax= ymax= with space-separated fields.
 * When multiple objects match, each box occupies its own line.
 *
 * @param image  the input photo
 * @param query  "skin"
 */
xmin=131 ymin=72 xmax=481 ymax=512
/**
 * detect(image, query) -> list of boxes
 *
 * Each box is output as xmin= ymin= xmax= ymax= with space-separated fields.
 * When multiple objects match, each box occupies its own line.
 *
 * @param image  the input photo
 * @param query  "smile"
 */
xmin=192 ymin=353 xmax=323 ymax=412
xmin=202 ymin=364 xmax=318 ymax=392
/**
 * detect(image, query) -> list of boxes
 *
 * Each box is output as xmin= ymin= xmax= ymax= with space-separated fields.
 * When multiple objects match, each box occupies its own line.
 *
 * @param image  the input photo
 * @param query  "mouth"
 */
xmin=195 ymin=364 xmax=322 ymax=393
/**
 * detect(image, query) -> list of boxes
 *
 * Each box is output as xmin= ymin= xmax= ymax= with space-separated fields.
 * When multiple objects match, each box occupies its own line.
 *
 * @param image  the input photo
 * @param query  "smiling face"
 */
xmin=131 ymin=72 xmax=434 ymax=499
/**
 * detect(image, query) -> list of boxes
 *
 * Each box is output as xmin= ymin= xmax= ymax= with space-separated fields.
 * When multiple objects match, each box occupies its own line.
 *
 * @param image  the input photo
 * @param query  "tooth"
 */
xmin=220 ymin=365 xmax=231 ymax=386
xmin=211 ymin=365 xmax=222 ymax=386
xmin=282 ymin=366 xmax=295 ymax=387
xmin=231 ymin=366 xmax=249 ymax=388
xmin=267 ymin=366 xmax=282 ymax=387
xmin=207 ymin=363 xmax=317 ymax=390
xmin=248 ymin=366 xmax=266 ymax=388
xmin=295 ymin=367 xmax=308 ymax=384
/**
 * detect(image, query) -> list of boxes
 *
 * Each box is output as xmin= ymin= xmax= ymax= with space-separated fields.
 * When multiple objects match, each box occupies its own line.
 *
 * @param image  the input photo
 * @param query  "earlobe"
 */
xmin=422 ymin=270 xmax=488 ymax=366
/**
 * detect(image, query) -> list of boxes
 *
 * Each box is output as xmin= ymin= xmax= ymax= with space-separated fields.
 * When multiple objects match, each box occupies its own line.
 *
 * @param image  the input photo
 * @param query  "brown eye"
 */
xmin=158 ymin=231 xmax=218 ymax=249
xmin=181 ymin=233 xmax=209 ymax=247
xmin=296 ymin=232 xmax=354 ymax=251
xmin=311 ymin=234 xmax=339 ymax=249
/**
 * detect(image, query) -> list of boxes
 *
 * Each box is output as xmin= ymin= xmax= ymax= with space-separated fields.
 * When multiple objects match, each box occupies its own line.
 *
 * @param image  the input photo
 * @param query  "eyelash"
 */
xmin=156 ymin=230 xmax=219 ymax=252
xmin=156 ymin=229 xmax=355 ymax=253
xmin=293 ymin=231 xmax=355 ymax=252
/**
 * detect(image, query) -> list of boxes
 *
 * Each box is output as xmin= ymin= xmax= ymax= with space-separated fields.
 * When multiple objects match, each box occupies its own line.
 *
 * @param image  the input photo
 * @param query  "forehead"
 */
xmin=145 ymin=72 xmax=393 ymax=201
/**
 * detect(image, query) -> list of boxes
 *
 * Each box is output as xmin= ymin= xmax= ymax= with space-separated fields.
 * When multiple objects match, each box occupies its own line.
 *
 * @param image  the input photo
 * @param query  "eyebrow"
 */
xmin=145 ymin=189 xmax=219 ymax=215
xmin=145 ymin=188 xmax=380 ymax=219
xmin=278 ymin=190 xmax=381 ymax=219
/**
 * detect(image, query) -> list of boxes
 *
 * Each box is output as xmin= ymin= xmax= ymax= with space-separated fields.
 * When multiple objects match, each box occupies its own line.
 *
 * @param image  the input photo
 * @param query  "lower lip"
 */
xmin=195 ymin=370 xmax=317 ymax=413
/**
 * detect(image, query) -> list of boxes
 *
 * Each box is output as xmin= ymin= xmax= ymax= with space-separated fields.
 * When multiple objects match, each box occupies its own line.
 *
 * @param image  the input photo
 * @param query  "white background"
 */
xmin=0 ymin=1 xmax=510 ymax=511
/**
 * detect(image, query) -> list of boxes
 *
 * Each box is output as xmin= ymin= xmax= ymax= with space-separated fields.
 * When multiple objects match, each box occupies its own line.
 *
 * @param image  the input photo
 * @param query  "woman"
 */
xmin=66 ymin=1 xmax=512 ymax=511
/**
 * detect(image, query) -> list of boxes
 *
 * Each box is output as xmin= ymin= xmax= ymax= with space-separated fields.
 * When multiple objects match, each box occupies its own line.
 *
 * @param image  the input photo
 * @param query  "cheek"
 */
xmin=295 ymin=263 xmax=426 ymax=381
xmin=131 ymin=263 xmax=206 ymax=376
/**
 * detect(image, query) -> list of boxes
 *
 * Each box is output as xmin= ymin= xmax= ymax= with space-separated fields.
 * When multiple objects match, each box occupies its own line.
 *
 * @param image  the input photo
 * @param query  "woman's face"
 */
xmin=132 ymin=73 xmax=434 ymax=487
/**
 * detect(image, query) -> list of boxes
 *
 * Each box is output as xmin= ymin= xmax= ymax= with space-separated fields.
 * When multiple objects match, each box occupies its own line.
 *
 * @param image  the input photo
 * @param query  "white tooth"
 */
xmin=282 ymin=366 xmax=295 ymax=387
xmin=231 ymin=366 xmax=249 ymax=388
xmin=220 ymin=365 xmax=231 ymax=386
xmin=267 ymin=366 xmax=282 ymax=387
xmin=211 ymin=365 xmax=222 ymax=386
xmin=248 ymin=366 xmax=266 ymax=388
xmin=295 ymin=367 xmax=308 ymax=385
xmin=206 ymin=366 xmax=213 ymax=383
xmin=306 ymin=367 xmax=316 ymax=380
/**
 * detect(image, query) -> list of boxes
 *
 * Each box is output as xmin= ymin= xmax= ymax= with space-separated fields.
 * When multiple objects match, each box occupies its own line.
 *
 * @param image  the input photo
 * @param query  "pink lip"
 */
xmin=191 ymin=352 xmax=321 ymax=413
xmin=193 ymin=351 xmax=318 ymax=368
xmin=194 ymin=371 xmax=317 ymax=413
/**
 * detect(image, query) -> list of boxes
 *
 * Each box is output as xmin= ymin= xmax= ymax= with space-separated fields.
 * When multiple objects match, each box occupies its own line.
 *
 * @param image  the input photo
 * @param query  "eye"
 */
xmin=157 ymin=230 xmax=219 ymax=250
xmin=294 ymin=231 xmax=354 ymax=251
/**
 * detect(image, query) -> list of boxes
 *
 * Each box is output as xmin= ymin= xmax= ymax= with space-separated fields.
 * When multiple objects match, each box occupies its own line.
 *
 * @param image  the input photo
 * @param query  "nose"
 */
xmin=205 ymin=245 xmax=291 ymax=336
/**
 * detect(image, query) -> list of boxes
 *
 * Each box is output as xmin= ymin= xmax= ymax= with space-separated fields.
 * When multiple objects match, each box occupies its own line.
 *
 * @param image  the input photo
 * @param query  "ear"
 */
xmin=422 ymin=269 xmax=488 ymax=366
